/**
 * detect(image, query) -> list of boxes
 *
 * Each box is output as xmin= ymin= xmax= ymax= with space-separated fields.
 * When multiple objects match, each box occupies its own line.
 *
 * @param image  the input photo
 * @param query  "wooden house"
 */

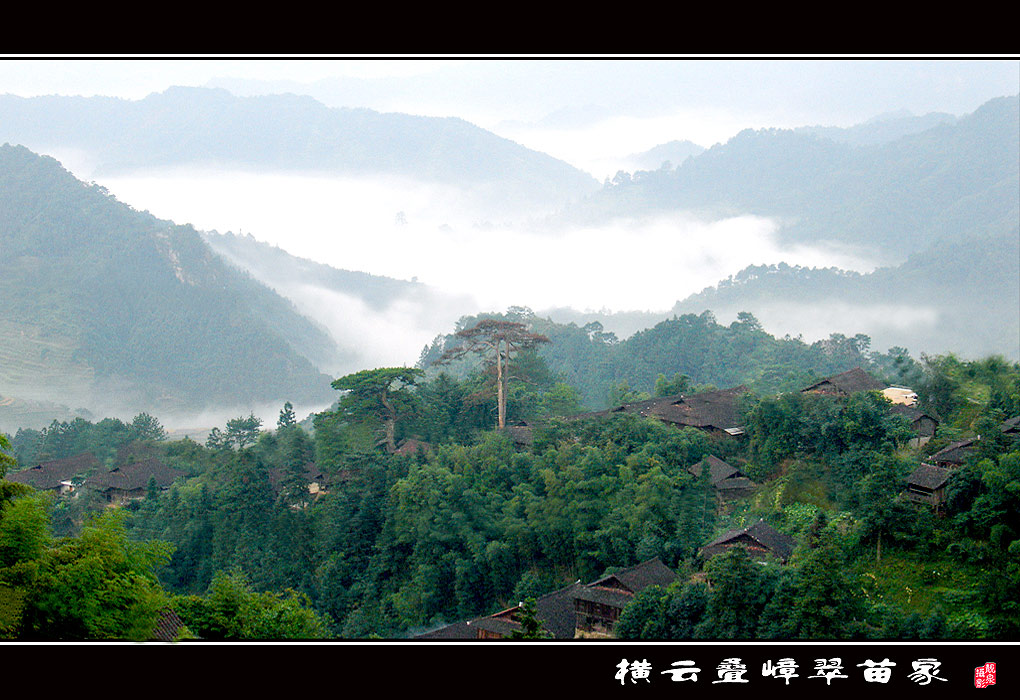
xmin=268 ymin=461 xmax=329 ymax=497
xmin=687 ymin=455 xmax=757 ymax=500
xmin=700 ymin=519 xmax=796 ymax=564
xmin=647 ymin=387 xmax=749 ymax=437
xmin=1001 ymin=416 xmax=1020 ymax=440
xmin=6 ymin=452 xmax=99 ymax=494
xmin=87 ymin=457 xmax=186 ymax=505
xmin=929 ymin=438 xmax=978 ymax=469
xmin=572 ymin=558 xmax=677 ymax=638
xmin=575 ymin=387 xmax=750 ymax=438
xmin=905 ymin=464 xmax=952 ymax=508
xmin=393 ymin=438 xmax=432 ymax=458
xmin=414 ymin=582 xmax=584 ymax=640
xmin=414 ymin=559 xmax=677 ymax=641
xmin=801 ymin=367 xmax=886 ymax=397
xmin=889 ymin=404 xmax=939 ymax=447
xmin=470 ymin=583 xmax=584 ymax=639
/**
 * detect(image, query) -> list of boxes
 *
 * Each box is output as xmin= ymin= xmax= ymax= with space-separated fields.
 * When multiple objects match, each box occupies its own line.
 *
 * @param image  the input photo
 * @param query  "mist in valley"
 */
xmin=68 ymin=165 xmax=888 ymax=363
xmin=2 ymin=58 xmax=1017 ymax=433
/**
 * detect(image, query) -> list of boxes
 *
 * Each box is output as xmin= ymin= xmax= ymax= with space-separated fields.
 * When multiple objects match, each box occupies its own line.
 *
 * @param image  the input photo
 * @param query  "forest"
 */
xmin=1 ymin=309 xmax=1018 ymax=641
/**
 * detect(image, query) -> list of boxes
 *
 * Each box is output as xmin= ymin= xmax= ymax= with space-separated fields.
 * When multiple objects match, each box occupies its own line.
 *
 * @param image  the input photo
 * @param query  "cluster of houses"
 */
xmin=571 ymin=365 xmax=1015 ymax=512
xmin=416 ymin=366 xmax=1018 ymax=640
xmin=5 ymin=449 xmax=187 ymax=505
xmin=5 ymin=444 xmax=332 ymax=507
xmin=417 ymin=520 xmax=797 ymax=641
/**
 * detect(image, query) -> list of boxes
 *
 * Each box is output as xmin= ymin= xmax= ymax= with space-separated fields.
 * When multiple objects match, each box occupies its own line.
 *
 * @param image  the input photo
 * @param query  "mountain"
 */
xmin=562 ymin=95 xmax=1019 ymax=259
xmin=794 ymin=110 xmax=957 ymax=147
xmin=202 ymin=231 xmax=476 ymax=375
xmin=203 ymin=231 xmax=423 ymax=312
xmin=0 ymin=87 xmax=600 ymax=216
xmin=670 ymin=229 xmax=1020 ymax=360
xmin=540 ymin=224 xmax=1020 ymax=363
xmin=0 ymin=144 xmax=338 ymax=426
xmin=626 ymin=139 xmax=706 ymax=172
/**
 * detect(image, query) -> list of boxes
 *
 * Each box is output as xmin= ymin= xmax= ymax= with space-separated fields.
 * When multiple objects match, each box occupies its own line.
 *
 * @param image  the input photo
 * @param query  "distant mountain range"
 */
xmin=626 ymin=140 xmax=706 ymax=172
xmin=562 ymin=95 xmax=1019 ymax=260
xmin=671 ymin=228 xmax=1020 ymax=360
xmin=0 ymin=91 xmax=1016 ymax=431
xmin=543 ymin=223 xmax=1019 ymax=362
xmin=0 ymin=144 xmax=339 ymax=426
xmin=0 ymin=87 xmax=600 ymax=217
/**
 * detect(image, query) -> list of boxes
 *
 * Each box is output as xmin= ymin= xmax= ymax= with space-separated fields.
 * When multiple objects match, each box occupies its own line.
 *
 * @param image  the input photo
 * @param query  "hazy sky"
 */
xmin=3 ymin=57 xmax=1017 ymax=176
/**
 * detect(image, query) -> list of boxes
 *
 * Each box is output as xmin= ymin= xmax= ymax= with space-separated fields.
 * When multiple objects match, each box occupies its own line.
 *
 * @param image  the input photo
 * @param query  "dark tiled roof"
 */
xmin=570 ymin=388 xmax=749 ymax=434
xmin=6 ymin=452 xmax=100 ymax=489
xmin=393 ymin=439 xmax=432 ymax=456
xmin=714 ymin=477 xmax=756 ymax=491
xmin=412 ymin=582 xmax=585 ymax=640
xmin=688 ymin=455 xmax=742 ymax=484
xmin=470 ymin=615 xmax=519 ymax=637
xmin=647 ymin=387 xmax=748 ymax=432
xmin=267 ymin=461 xmax=327 ymax=493
xmin=908 ymin=464 xmax=952 ymax=490
xmin=88 ymin=458 xmax=185 ymax=493
xmin=414 ymin=621 xmax=475 ymax=639
xmin=150 ymin=608 xmax=187 ymax=642
xmin=574 ymin=586 xmax=637 ymax=609
xmin=704 ymin=520 xmax=796 ymax=561
xmin=478 ymin=582 xmax=586 ymax=639
xmin=930 ymin=438 xmax=978 ymax=465
xmin=1001 ymin=416 xmax=1020 ymax=434
xmin=802 ymin=367 xmax=886 ymax=395
xmin=588 ymin=557 xmax=677 ymax=595
xmin=535 ymin=583 xmax=584 ymax=639
xmin=889 ymin=404 xmax=938 ymax=425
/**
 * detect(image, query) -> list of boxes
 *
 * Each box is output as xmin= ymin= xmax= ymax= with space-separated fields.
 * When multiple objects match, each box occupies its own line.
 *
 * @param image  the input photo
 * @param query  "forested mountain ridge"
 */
xmin=0 ymin=144 xmax=336 ymax=423
xmin=794 ymin=109 xmax=957 ymax=147
xmin=564 ymin=95 xmax=1019 ymax=258
xmin=420 ymin=307 xmax=915 ymax=412
xmin=670 ymin=228 xmax=1020 ymax=361
xmin=204 ymin=231 xmax=423 ymax=311
xmin=0 ymin=87 xmax=600 ymax=216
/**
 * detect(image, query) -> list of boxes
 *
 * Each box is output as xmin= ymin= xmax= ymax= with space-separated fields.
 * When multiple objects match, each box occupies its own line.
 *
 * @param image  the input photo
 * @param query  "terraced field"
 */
xmin=0 ymin=318 xmax=96 ymax=431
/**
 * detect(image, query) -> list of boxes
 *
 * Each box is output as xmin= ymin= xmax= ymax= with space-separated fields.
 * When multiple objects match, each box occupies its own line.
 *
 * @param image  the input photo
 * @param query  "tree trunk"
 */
xmin=496 ymin=339 xmax=506 ymax=429
xmin=380 ymin=390 xmax=397 ymax=453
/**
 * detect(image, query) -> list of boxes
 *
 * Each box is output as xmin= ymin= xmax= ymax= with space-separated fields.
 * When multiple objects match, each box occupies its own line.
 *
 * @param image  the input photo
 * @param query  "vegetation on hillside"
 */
xmin=3 ymin=311 xmax=1016 ymax=640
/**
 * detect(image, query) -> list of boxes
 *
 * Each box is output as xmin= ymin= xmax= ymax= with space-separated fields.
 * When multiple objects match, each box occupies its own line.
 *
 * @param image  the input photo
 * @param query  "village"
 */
xmin=13 ymin=363 xmax=1014 ymax=641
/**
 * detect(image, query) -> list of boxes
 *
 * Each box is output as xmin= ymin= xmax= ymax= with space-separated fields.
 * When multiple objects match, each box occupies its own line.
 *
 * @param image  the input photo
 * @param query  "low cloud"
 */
xmin=92 ymin=169 xmax=878 ymax=312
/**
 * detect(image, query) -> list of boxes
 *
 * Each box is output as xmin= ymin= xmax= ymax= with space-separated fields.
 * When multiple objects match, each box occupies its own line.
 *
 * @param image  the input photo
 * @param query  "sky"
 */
xmin=2 ymin=56 xmax=1018 ymax=360
xmin=3 ymin=57 xmax=1017 ymax=177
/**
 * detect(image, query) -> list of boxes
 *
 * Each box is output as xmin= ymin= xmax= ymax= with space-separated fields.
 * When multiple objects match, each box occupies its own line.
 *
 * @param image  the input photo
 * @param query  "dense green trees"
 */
xmin=0 ymin=504 xmax=172 ymax=640
xmin=331 ymin=367 xmax=424 ymax=453
xmin=437 ymin=319 xmax=550 ymax=429
xmin=173 ymin=569 xmax=327 ymax=640
xmin=2 ymin=341 xmax=1016 ymax=640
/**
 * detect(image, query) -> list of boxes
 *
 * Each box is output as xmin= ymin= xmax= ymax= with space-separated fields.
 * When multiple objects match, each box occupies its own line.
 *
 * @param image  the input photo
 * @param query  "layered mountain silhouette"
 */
xmin=0 ymin=144 xmax=339 ymax=419
xmin=0 ymin=86 xmax=600 ymax=216
xmin=562 ymin=95 xmax=1019 ymax=259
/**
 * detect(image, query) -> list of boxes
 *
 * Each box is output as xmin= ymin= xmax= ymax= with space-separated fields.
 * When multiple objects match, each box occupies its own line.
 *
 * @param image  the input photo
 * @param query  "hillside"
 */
xmin=202 ymin=231 xmax=476 ymax=375
xmin=562 ymin=95 xmax=1019 ymax=259
xmin=671 ymin=230 xmax=1020 ymax=361
xmin=0 ymin=144 xmax=337 ymax=426
xmin=0 ymin=87 xmax=600 ymax=216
